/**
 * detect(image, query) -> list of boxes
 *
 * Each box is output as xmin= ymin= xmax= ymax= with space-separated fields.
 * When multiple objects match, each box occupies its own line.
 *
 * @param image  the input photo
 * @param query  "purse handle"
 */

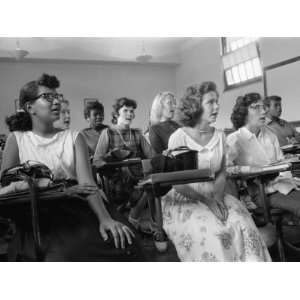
xmin=164 ymin=146 xmax=196 ymax=158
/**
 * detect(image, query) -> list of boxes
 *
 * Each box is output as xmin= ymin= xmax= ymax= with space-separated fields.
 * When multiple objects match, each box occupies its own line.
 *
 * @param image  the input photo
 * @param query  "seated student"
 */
xmin=2 ymin=74 xmax=144 ymax=261
xmin=93 ymin=97 xmax=154 ymax=230
xmin=264 ymin=95 xmax=300 ymax=146
xmin=227 ymin=93 xmax=300 ymax=218
xmin=149 ymin=92 xmax=179 ymax=154
xmin=54 ymin=98 xmax=71 ymax=129
xmin=80 ymin=101 xmax=108 ymax=156
xmin=161 ymin=82 xmax=270 ymax=261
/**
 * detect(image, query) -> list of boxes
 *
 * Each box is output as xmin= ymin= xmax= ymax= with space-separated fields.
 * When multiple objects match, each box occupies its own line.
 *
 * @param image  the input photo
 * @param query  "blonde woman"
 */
xmin=149 ymin=92 xmax=179 ymax=153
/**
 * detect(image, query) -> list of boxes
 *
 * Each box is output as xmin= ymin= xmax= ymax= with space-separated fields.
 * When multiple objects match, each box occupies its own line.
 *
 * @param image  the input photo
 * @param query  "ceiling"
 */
xmin=0 ymin=37 xmax=199 ymax=64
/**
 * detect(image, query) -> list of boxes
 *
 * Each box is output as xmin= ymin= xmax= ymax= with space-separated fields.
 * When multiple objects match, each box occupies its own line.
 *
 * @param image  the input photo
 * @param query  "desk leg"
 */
xmin=275 ymin=217 xmax=286 ymax=262
xmin=257 ymin=179 xmax=270 ymax=224
xmin=28 ymin=179 xmax=44 ymax=261
xmin=259 ymin=179 xmax=286 ymax=261
xmin=152 ymin=185 xmax=168 ymax=252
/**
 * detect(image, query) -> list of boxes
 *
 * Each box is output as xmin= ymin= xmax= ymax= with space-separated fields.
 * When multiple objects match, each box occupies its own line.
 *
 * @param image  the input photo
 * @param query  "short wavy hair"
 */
xmin=150 ymin=91 xmax=176 ymax=125
xmin=176 ymin=81 xmax=218 ymax=127
xmin=111 ymin=97 xmax=137 ymax=124
xmin=230 ymin=93 xmax=262 ymax=129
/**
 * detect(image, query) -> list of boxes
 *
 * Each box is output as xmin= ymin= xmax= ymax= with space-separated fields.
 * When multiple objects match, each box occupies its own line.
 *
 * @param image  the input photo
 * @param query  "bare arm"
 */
xmin=75 ymin=133 xmax=134 ymax=248
xmin=1 ymin=133 xmax=20 ymax=177
xmin=93 ymin=129 xmax=109 ymax=167
xmin=74 ymin=133 xmax=111 ymax=221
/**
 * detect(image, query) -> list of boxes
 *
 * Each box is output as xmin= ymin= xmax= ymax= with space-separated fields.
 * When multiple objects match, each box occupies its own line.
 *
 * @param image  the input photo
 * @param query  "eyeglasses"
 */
xmin=249 ymin=103 xmax=265 ymax=111
xmin=33 ymin=93 xmax=64 ymax=103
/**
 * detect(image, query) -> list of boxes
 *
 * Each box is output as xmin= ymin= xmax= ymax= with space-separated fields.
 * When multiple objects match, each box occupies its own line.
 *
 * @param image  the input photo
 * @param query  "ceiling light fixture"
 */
xmin=13 ymin=40 xmax=29 ymax=61
xmin=136 ymin=41 xmax=152 ymax=63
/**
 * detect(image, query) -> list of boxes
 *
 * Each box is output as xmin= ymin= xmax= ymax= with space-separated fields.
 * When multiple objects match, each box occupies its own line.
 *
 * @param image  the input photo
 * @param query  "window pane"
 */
xmin=245 ymin=60 xmax=255 ymax=79
xmin=230 ymin=41 xmax=238 ymax=51
xmin=252 ymin=57 xmax=262 ymax=77
xmin=238 ymin=63 xmax=247 ymax=81
xmin=237 ymin=39 xmax=244 ymax=49
xmin=226 ymin=69 xmax=234 ymax=85
xmin=232 ymin=66 xmax=241 ymax=83
xmin=222 ymin=55 xmax=230 ymax=69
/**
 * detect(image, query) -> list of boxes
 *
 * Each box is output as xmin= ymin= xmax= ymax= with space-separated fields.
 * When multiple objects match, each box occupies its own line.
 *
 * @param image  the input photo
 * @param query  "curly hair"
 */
xmin=183 ymin=81 xmax=219 ymax=105
xmin=111 ymin=97 xmax=137 ymax=124
xmin=230 ymin=93 xmax=262 ymax=130
xmin=6 ymin=73 xmax=60 ymax=132
xmin=84 ymin=101 xmax=104 ymax=119
xmin=176 ymin=81 xmax=218 ymax=127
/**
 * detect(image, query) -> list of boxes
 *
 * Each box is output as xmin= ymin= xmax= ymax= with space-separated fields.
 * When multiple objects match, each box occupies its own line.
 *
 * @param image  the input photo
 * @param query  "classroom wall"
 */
xmin=0 ymin=61 xmax=176 ymax=133
xmin=1 ymin=37 xmax=299 ymax=134
xmin=175 ymin=37 xmax=300 ymax=129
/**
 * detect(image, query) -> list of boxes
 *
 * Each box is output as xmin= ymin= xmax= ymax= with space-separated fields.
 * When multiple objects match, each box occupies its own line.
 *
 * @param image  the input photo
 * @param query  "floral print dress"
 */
xmin=162 ymin=128 xmax=271 ymax=262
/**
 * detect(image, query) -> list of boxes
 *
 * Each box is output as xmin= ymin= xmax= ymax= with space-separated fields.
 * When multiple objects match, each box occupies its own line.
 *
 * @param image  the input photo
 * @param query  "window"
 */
xmin=221 ymin=37 xmax=262 ymax=90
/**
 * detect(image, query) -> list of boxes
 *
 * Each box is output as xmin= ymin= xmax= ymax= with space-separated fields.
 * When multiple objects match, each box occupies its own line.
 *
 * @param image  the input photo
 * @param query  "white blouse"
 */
xmin=226 ymin=126 xmax=284 ymax=167
xmin=168 ymin=127 xmax=225 ymax=198
xmin=14 ymin=130 xmax=79 ymax=180
xmin=226 ymin=126 xmax=296 ymax=195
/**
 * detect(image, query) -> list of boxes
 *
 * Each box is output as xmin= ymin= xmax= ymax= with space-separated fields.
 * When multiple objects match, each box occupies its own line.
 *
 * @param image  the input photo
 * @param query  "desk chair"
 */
xmin=95 ymin=158 xmax=142 ymax=209
xmin=228 ymin=163 xmax=300 ymax=261
xmin=0 ymin=184 xmax=70 ymax=261
xmin=137 ymin=159 xmax=214 ymax=252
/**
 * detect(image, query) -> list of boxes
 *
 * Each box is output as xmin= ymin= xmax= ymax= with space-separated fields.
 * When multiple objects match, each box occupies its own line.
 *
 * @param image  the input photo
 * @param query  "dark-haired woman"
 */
xmin=227 ymin=93 xmax=300 ymax=219
xmin=2 ymin=74 xmax=144 ymax=261
xmin=93 ymin=97 xmax=154 ymax=229
xmin=161 ymin=82 xmax=270 ymax=261
xmin=80 ymin=101 xmax=108 ymax=157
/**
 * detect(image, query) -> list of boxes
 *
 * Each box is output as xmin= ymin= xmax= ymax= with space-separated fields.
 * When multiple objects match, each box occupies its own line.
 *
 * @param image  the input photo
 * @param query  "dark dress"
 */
xmin=149 ymin=120 xmax=179 ymax=154
xmin=93 ymin=127 xmax=154 ymax=205
xmin=8 ymin=198 xmax=144 ymax=261
xmin=3 ymin=129 xmax=144 ymax=261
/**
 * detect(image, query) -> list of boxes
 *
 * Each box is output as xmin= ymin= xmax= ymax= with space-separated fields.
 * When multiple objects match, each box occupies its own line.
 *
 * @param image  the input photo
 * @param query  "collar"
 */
xmin=266 ymin=116 xmax=286 ymax=127
xmin=239 ymin=127 xmax=259 ymax=140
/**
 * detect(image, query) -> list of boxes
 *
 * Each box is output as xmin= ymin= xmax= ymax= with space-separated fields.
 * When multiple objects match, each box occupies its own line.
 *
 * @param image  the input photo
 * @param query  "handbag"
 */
xmin=148 ymin=147 xmax=198 ymax=196
xmin=0 ymin=160 xmax=53 ymax=187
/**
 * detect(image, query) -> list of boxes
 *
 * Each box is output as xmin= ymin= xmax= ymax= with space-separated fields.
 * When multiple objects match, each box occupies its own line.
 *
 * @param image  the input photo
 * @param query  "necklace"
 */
xmin=116 ymin=128 xmax=132 ymax=147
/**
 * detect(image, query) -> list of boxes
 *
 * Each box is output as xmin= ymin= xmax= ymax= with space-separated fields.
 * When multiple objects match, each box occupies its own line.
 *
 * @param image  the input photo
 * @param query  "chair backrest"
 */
xmin=141 ymin=159 xmax=152 ymax=176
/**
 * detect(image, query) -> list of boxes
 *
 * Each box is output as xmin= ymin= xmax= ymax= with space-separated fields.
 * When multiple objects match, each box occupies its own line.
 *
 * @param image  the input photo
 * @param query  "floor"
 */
xmin=141 ymin=225 xmax=300 ymax=262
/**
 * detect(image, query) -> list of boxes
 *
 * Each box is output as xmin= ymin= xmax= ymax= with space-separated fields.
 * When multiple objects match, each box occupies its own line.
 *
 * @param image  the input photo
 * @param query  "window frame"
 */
xmin=221 ymin=37 xmax=263 ymax=91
